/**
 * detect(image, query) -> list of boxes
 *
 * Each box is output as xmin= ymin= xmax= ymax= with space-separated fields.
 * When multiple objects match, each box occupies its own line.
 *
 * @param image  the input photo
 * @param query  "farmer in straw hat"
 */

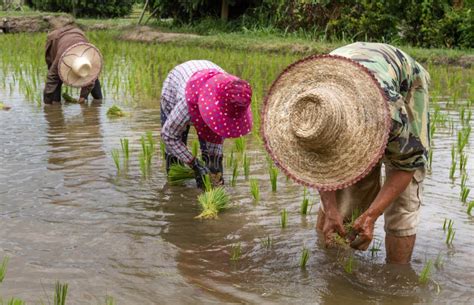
xmin=262 ymin=42 xmax=430 ymax=264
xmin=43 ymin=23 xmax=103 ymax=104
xmin=160 ymin=60 xmax=253 ymax=189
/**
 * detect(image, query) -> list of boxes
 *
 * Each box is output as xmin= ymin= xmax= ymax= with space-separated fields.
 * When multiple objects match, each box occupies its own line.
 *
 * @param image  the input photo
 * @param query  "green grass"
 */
xmin=0 ymin=256 xmax=9 ymax=283
xmin=419 ymin=260 xmax=433 ymax=285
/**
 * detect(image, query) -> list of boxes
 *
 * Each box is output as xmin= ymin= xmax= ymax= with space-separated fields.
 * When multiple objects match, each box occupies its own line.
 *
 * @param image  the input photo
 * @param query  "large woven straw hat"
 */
xmin=58 ymin=42 xmax=103 ymax=88
xmin=261 ymin=55 xmax=391 ymax=191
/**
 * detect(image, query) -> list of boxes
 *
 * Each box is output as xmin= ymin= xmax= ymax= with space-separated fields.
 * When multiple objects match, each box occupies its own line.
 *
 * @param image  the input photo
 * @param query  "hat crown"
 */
xmin=221 ymin=79 xmax=252 ymax=111
xmin=289 ymin=87 xmax=346 ymax=151
xmin=72 ymin=57 xmax=92 ymax=78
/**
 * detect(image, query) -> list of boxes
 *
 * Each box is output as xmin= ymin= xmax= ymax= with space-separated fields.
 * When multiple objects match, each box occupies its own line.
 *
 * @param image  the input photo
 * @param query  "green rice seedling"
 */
xmin=191 ymin=139 xmax=199 ymax=158
xmin=168 ymin=163 xmax=194 ymax=184
xmin=280 ymin=209 xmax=288 ymax=228
xmin=120 ymin=138 xmax=130 ymax=160
xmin=460 ymin=186 xmax=470 ymax=203
xmin=260 ymin=236 xmax=273 ymax=249
xmin=449 ymin=160 xmax=457 ymax=179
xmin=0 ymin=256 xmax=9 ymax=283
xmin=6 ymin=298 xmax=25 ymax=305
xmin=195 ymin=187 xmax=230 ymax=219
xmin=106 ymin=105 xmax=125 ymax=117
xmin=234 ymin=136 xmax=246 ymax=154
xmin=160 ymin=140 xmax=166 ymax=160
xmin=1 ymin=101 xmax=11 ymax=111
xmin=299 ymin=247 xmax=310 ymax=268
xmin=428 ymin=150 xmax=433 ymax=170
xmin=111 ymin=149 xmax=121 ymax=172
xmin=62 ymin=92 xmax=78 ymax=103
xmin=459 ymin=153 xmax=468 ymax=172
xmin=231 ymin=161 xmax=239 ymax=187
xmin=250 ymin=179 xmax=260 ymax=203
xmin=467 ymin=201 xmax=474 ymax=215
xmin=54 ymin=281 xmax=68 ymax=305
xmin=419 ymin=260 xmax=433 ymax=285
xmin=243 ymin=153 xmax=250 ymax=180
xmin=146 ymin=131 xmax=156 ymax=155
xmin=429 ymin=124 xmax=436 ymax=142
xmin=105 ymin=296 xmax=116 ymax=305
xmin=343 ymin=255 xmax=356 ymax=274
xmin=139 ymin=154 xmax=147 ymax=177
xmin=446 ymin=224 xmax=455 ymax=246
xmin=230 ymin=243 xmax=242 ymax=261
xmin=461 ymin=173 xmax=468 ymax=189
xmin=369 ymin=238 xmax=382 ymax=258
xmin=202 ymin=174 xmax=212 ymax=192
xmin=434 ymin=253 xmax=444 ymax=269
xmin=226 ymin=149 xmax=235 ymax=168
xmin=300 ymin=187 xmax=309 ymax=215
xmin=442 ymin=218 xmax=454 ymax=231
xmin=269 ymin=165 xmax=278 ymax=192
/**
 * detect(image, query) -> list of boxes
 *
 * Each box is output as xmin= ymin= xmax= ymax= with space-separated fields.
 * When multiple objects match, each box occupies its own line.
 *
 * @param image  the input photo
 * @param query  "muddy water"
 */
xmin=1 ymin=88 xmax=474 ymax=303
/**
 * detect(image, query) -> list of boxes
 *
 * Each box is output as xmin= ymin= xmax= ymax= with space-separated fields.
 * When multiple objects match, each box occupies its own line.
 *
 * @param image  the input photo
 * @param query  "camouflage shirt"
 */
xmin=331 ymin=42 xmax=430 ymax=171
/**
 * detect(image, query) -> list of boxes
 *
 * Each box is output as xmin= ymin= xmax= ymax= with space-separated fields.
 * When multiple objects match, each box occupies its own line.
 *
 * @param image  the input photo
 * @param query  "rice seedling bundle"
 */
xmin=299 ymin=247 xmax=310 ymax=268
xmin=195 ymin=186 xmax=230 ymax=219
xmin=0 ymin=101 xmax=11 ymax=110
xmin=62 ymin=92 xmax=78 ymax=103
xmin=106 ymin=105 xmax=125 ymax=117
xmin=168 ymin=163 xmax=195 ymax=184
xmin=0 ymin=256 xmax=8 ymax=283
xmin=250 ymin=179 xmax=260 ymax=203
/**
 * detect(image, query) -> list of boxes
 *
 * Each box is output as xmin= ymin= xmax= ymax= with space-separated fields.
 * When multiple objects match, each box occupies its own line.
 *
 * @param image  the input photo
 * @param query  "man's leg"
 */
xmin=384 ymin=167 xmax=424 ymax=264
xmin=90 ymin=79 xmax=103 ymax=100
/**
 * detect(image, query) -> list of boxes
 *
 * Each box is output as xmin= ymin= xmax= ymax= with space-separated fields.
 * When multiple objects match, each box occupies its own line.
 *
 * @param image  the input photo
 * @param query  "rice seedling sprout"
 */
xmin=299 ymin=247 xmax=310 ymax=268
xmin=250 ymin=178 xmax=260 ymax=203
xmin=111 ymin=149 xmax=120 ymax=172
xmin=230 ymin=243 xmax=242 ymax=261
xmin=53 ymin=281 xmax=68 ymax=305
xmin=6 ymin=298 xmax=25 ymax=305
xmin=280 ymin=208 xmax=288 ymax=228
xmin=300 ymin=187 xmax=309 ymax=215
xmin=419 ymin=260 xmax=433 ymax=285
xmin=243 ymin=153 xmax=250 ymax=180
xmin=231 ymin=161 xmax=239 ymax=187
xmin=234 ymin=136 xmax=246 ymax=154
xmin=260 ymin=236 xmax=272 ymax=249
xmin=467 ymin=201 xmax=474 ymax=215
xmin=120 ymin=138 xmax=129 ymax=160
xmin=0 ymin=256 xmax=9 ymax=283
xmin=269 ymin=165 xmax=278 ymax=192
xmin=343 ymin=255 xmax=356 ymax=274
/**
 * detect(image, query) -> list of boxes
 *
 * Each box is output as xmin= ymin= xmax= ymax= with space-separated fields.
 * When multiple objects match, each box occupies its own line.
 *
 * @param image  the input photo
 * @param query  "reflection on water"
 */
xmin=0 ymin=92 xmax=473 ymax=304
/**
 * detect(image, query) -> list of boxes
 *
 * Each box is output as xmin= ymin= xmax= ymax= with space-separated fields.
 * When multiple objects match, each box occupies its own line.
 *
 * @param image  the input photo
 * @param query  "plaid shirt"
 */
xmin=161 ymin=60 xmax=224 ymax=164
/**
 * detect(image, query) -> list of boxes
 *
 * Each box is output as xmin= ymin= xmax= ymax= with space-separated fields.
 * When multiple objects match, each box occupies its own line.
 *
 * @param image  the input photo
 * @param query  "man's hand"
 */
xmin=190 ymin=158 xmax=210 ymax=190
xmin=78 ymin=97 xmax=86 ymax=104
xmin=202 ymin=154 xmax=224 ymax=186
xmin=322 ymin=209 xmax=346 ymax=247
xmin=350 ymin=212 xmax=377 ymax=250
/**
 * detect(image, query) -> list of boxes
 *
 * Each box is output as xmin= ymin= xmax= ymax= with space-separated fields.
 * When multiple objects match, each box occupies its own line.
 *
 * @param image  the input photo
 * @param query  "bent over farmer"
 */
xmin=43 ymin=23 xmax=103 ymax=104
xmin=161 ymin=60 xmax=253 ymax=189
xmin=262 ymin=42 xmax=430 ymax=264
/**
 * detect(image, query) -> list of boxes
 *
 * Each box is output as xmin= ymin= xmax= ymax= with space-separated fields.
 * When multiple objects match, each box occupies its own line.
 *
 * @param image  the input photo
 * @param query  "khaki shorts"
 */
xmin=333 ymin=163 xmax=425 ymax=237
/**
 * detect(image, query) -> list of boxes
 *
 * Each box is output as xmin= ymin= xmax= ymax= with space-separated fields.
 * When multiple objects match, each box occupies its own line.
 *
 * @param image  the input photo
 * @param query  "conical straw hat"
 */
xmin=58 ymin=42 xmax=103 ymax=88
xmin=261 ymin=55 xmax=391 ymax=191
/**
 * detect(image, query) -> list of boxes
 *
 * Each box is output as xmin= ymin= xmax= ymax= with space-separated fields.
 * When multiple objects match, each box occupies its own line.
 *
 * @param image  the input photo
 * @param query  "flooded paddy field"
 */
xmin=0 ymin=31 xmax=473 ymax=304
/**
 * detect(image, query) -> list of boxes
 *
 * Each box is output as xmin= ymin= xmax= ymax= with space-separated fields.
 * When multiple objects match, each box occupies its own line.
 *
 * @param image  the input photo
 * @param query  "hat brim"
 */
xmin=261 ymin=55 xmax=391 ymax=191
xmin=58 ymin=42 xmax=103 ymax=88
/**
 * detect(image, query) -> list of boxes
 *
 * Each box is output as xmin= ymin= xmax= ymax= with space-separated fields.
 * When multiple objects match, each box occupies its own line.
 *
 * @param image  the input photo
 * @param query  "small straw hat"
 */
xmin=261 ymin=55 xmax=391 ymax=191
xmin=58 ymin=42 xmax=103 ymax=88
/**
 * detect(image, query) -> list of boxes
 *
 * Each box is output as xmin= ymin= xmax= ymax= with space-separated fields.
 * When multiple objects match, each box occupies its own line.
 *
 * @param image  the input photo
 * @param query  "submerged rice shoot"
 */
xmin=62 ymin=92 xmax=78 ymax=103
xmin=300 ymin=247 xmax=310 ymax=268
xmin=0 ymin=256 xmax=8 ymax=283
xmin=196 ymin=187 xmax=230 ymax=219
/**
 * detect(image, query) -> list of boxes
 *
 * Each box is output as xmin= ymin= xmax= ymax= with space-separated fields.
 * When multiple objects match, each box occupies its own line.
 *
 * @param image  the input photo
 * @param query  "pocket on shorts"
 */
xmin=406 ymin=171 xmax=424 ymax=212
